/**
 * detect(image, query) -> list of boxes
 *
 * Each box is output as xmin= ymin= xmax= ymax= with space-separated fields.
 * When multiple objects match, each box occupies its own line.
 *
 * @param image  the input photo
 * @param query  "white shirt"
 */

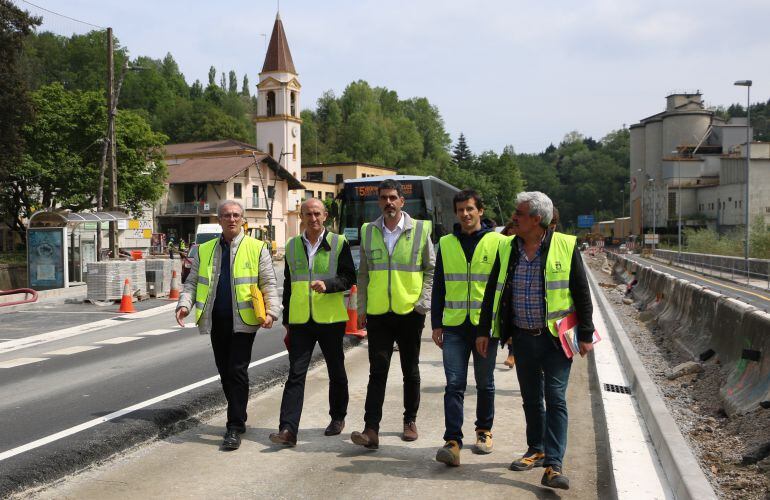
xmin=301 ymin=230 xmax=324 ymax=271
xmin=382 ymin=214 xmax=405 ymax=255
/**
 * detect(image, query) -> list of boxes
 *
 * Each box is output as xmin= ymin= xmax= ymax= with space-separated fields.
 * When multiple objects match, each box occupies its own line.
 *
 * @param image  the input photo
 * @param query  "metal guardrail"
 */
xmin=164 ymin=202 xmax=217 ymax=215
xmin=652 ymin=249 xmax=770 ymax=290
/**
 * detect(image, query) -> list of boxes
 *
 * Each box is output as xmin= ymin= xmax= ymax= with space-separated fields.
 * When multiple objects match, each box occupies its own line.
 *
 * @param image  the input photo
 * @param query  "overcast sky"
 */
xmin=16 ymin=0 xmax=770 ymax=154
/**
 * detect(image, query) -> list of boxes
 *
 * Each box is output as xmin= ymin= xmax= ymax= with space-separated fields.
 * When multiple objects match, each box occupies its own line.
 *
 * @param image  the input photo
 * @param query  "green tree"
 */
xmin=2 ymin=83 xmax=167 ymax=234
xmin=241 ymin=75 xmax=250 ymax=97
xmin=228 ymin=70 xmax=238 ymax=95
xmin=452 ymin=133 xmax=473 ymax=169
xmin=0 ymin=0 xmax=41 ymax=235
xmin=208 ymin=66 xmax=216 ymax=86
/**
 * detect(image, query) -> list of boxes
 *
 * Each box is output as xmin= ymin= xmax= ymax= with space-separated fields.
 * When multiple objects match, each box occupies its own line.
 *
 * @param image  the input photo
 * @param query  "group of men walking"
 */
xmin=176 ymin=179 xmax=594 ymax=491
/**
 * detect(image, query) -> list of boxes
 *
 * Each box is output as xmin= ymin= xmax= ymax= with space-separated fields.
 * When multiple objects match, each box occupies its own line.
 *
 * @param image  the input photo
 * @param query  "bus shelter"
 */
xmin=27 ymin=210 xmax=129 ymax=290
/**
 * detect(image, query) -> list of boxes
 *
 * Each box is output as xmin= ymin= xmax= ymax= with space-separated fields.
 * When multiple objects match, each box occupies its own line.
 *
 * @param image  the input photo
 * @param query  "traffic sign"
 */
xmin=577 ymin=215 xmax=595 ymax=228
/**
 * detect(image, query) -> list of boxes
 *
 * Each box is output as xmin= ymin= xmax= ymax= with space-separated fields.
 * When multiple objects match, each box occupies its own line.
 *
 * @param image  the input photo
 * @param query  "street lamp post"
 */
xmin=649 ymin=178 xmax=656 ymax=251
xmin=672 ymin=150 xmax=682 ymax=258
xmin=734 ymin=79 xmax=752 ymax=283
xmin=637 ymin=168 xmax=644 ymax=237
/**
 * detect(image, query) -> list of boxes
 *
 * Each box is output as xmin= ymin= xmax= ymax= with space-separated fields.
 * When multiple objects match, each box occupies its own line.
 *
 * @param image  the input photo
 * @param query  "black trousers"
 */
xmin=279 ymin=320 xmax=349 ymax=435
xmin=210 ymin=315 xmax=256 ymax=433
xmin=363 ymin=310 xmax=425 ymax=431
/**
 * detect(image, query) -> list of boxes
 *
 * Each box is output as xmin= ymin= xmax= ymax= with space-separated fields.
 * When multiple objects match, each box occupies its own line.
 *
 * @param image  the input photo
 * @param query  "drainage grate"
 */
xmin=604 ymin=383 xmax=631 ymax=395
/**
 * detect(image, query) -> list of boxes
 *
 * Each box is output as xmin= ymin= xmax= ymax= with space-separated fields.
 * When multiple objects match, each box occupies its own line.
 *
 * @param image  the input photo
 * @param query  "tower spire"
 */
xmin=261 ymin=12 xmax=295 ymax=74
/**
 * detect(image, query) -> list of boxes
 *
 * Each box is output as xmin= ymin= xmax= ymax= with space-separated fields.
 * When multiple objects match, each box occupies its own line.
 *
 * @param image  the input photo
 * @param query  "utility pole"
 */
xmin=108 ymin=27 xmax=118 ymax=258
xmin=96 ymin=27 xmax=115 ymax=260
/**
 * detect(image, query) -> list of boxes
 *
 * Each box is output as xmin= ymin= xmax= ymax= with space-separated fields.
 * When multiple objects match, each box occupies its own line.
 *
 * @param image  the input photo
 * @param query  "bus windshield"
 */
xmin=340 ymin=198 xmax=428 ymax=245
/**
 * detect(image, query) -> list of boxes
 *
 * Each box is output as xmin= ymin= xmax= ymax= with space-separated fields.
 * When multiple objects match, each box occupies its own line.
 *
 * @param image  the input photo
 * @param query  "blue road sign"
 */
xmin=577 ymin=215 xmax=595 ymax=228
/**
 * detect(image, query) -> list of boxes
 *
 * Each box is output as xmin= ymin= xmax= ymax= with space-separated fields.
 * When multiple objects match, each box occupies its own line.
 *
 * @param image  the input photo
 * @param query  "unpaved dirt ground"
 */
xmin=586 ymin=253 xmax=770 ymax=500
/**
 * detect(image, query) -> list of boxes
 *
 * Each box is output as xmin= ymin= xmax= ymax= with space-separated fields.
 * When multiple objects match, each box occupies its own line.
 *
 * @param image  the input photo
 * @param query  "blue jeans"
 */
xmin=513 ymin=330 xmax=572 ymax=467
xmin=442 ymin=323 xmax=498 ymax=447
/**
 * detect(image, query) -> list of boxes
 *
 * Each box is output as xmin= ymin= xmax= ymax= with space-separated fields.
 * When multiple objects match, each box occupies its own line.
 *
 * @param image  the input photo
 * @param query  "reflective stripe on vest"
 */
xmin=439 ymin=231 xmax=503 ymax=326
xmin=195 ymin=236 xmax=266 ymax=325
xmin=362 ymin=219 xmax=431 ymax=315
xmin=286 ymin=232 xmax=348 ymax=324
xmin=489 ymin=232 xmax=576 ymax=338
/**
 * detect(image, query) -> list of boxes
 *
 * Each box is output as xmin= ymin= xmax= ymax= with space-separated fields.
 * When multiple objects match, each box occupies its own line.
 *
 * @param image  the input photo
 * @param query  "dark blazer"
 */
xmin=282 ymin=229 xmax=357 ymax=324
xmin=477 ymin=230 xmax=595 ymax=344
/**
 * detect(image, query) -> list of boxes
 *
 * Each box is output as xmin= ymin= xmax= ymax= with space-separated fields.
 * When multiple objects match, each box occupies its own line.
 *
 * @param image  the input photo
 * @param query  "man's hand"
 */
xmin=578 ymin=341 xmax=594 ymax=357
xmin=262 ymin=314 xmax=274 ymax=329
xmin=357 ymin=312 xmax=367 ymax=330
xmin=476 ymin=337 xmax=489 ymax=358
xmin=432 ymin=328 xmax=443 ymax=348
xmin=310 ymin=280 xmax=326 ymax=293
xmin=175 ymin=307 xmax=189 ymax=327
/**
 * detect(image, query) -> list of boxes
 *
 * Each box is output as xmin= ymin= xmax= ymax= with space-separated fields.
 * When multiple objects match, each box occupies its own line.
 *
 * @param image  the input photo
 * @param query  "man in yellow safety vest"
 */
xmin=269 ymin=198 xmax=356 ymax=447
xmin=432 ymin=189 xmax=503 ymax=467
xmin=476 ymin=191 xmax=595 ymax=490
xmin=176 ymin=200 xmax=281 ymax=451
xmin=350 ymin=179 xmax=435 ymax=449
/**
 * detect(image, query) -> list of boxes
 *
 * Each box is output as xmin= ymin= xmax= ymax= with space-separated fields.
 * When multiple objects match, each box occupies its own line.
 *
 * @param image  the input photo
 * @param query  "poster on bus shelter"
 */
xmin=27 ymin=227 xmax=67 ymax=290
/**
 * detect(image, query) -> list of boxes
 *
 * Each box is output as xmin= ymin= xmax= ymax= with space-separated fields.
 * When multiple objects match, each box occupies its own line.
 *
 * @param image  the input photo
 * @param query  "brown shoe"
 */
xmin=402 ymin=421 xmax=418 ymax=441
xmin=324 ymin=419 xmax=345 ymax=436
xmin=350 ymin=428 xmax=379 ymax=449
xmin=504 ymin=354 xmax=515 ymax=368
xmin=269 ymin=428 xmax=297 ymax=447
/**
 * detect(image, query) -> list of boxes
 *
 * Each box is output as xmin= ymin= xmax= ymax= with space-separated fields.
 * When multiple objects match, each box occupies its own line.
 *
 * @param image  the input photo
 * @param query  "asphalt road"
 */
xmin=623 ymin=254 xmax=770 ymax=312
xmin=0 ymin=294 xmax=298 ymax=496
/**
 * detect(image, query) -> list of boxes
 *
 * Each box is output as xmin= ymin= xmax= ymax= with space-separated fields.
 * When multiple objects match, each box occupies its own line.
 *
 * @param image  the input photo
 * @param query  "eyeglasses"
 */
xmin=220 ymin=213 xmax=242 ymax=220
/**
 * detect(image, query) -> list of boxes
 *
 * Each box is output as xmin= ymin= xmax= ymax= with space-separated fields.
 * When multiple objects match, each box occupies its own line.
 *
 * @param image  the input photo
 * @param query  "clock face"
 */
xmin=291 ymin=126 xmax=298 ymax=137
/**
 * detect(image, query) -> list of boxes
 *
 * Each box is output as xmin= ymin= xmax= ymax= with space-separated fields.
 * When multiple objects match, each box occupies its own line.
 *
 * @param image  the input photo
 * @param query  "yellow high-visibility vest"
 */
xmin=361 ymin=219 xmax=431 ymax=315
xmin=490 ymin=232 xmax=576 ymax=337
xmin=286 ymin=232 xmax=348 ymax=324
xmin=439 ymin=231 xmax=503 ymax=326
xmin=195 ymin=236 xmax=265 ymax=325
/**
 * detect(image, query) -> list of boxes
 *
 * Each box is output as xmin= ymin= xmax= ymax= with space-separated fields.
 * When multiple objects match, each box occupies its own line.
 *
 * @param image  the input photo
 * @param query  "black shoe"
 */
xmin=324 ymin=419 xmax=345 ymax=436
xmin=222 ymin=430 xmax=241 ymax=450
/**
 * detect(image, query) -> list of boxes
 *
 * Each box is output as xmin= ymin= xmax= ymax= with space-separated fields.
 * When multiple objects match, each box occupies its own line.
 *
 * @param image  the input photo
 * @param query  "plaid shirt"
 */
xmin=509 ymin=239 xmax=545 ymax=329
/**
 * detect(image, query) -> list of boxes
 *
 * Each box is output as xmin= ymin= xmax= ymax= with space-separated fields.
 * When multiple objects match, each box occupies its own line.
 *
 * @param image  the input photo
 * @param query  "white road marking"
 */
xmin=0 ymin=350 xmax=288 ymax=462
xmin=0 ymin=303 xmax=177 ymax=355
xmin=0 ymin=357 xmax=49 ymax=369
xmin=43 ymin=346 xmax=101 ymax=356
xmin=140 ymin=329 xmax=177 ymax=336
xmin=95 ymin=337 xmax=142 ymax=345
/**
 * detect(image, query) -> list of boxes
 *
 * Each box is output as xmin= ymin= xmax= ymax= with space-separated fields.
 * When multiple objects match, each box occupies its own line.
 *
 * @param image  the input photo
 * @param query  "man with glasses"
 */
xmin=176 ymin=200 xmax=280 ymax=450
xmin=350 ymin=179 xmax=435 ymax=449
xmin=269 ymin=198 xmax=356 ymax=447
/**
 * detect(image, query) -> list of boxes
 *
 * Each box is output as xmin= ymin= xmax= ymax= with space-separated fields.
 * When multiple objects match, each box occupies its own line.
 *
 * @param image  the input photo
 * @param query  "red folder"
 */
xmin=557 ymin=312 xmax=600 ymax=359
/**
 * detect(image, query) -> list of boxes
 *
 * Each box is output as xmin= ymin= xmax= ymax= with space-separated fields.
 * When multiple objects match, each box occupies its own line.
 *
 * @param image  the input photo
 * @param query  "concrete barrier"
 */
xmin=720 ymin=310 xmax=770 ymax=415
xmin=611 ymin=259 xmax=770 ymax=414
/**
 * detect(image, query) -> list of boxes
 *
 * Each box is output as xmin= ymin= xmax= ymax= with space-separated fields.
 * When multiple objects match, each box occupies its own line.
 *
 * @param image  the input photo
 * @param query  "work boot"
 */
xmin=435 ymin=440 xmax=461 ymax=466
xmin=541 ymin=465 xmax=570 ymax=490
xmin=402 ymin=421 xmax=418 ymax=441
xmin=472 ymin=429 xmax=493 ymax=454
xmin=268 ymin=428 xmax=297 ymax=447
xmin=350 ymin=428 xmax=379 ymax=449
xmin=509 ymin=448 xmax=545 ymax=471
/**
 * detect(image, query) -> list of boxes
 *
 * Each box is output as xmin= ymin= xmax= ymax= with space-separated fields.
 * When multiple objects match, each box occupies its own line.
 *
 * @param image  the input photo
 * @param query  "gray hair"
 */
xmin=515 ymin=191 xmax=553 ymax=228
xmin=217 ymin=200 xmax=244 ymax=217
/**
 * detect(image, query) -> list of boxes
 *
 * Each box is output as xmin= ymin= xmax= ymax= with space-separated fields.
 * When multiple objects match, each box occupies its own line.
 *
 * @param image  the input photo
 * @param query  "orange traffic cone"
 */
xmin=118 ymin=278 xmax=136 ymax=313
xmin=168 ymin=270 xmax=180 ymax=300
xmin=345 ymin=285 xmax=366 ymax=338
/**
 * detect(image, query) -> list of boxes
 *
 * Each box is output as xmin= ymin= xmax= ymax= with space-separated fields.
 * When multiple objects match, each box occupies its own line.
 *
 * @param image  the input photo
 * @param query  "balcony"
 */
xmin=164 ymin=201 xmax=217 ymax=215
xmin=246 ymin=197 xmax=268 ymax=210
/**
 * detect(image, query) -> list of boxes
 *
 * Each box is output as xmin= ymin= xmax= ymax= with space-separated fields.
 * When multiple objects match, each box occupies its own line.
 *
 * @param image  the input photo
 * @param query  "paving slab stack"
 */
xmin=143 ymin=258 xmax=180 ymax=298
xmin=85 ymin=260 xmax=147 ymax=301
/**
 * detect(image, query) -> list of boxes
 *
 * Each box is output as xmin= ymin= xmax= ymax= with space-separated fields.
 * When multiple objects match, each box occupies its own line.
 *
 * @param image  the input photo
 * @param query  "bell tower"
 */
xmin=255 ymin=12 xmax=302 ymax=213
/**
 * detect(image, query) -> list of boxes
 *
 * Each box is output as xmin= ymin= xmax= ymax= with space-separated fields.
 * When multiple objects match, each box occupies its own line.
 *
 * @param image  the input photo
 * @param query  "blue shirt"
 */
xmin=509 ymin=239 xmax=545 ymax=329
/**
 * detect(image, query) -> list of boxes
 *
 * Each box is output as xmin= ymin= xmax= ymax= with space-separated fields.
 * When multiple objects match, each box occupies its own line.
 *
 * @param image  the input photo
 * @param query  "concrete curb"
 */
xmin=586 ymin=265 xmax=717 ymax=500
xmin=0 ymin=286 xmax=87 ymax=313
